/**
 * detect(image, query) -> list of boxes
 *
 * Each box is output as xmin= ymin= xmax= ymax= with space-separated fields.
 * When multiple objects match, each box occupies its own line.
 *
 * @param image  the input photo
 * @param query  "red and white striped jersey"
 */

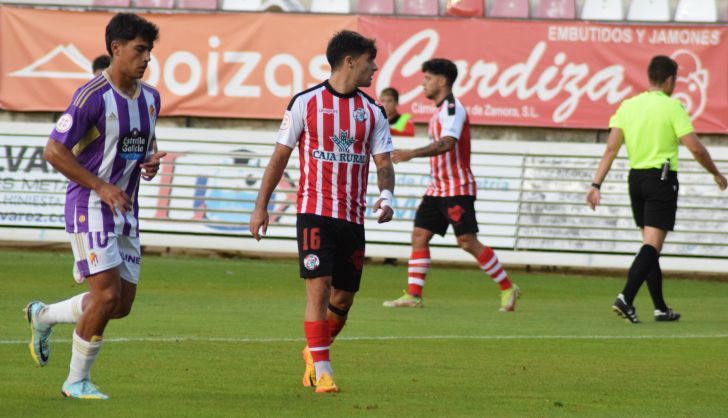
xmin=276 ymin=81 xmax=393 ymax=224
xmin=426 ymin=94 xmax=476 ymax=197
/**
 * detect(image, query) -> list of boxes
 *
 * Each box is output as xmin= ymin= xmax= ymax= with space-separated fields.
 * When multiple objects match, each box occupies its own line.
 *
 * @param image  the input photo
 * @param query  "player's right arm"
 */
xmin=250 ymin=100 xmax=304 ymax=240
xmin=45 ymin=95 xmax=132 ymax=213
xmin=250 ymin=144 xmax=294 ymax=240
xmin=44 ymin=141 xmax=132 ymax=213
xmin=392 ymin=101 xmax=464 ymax=163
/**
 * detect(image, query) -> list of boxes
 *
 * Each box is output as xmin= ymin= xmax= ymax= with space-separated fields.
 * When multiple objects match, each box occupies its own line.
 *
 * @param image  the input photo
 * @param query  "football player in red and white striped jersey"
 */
xmin=250 ymin=30 xmax=395 ymax=393
xmin=383 ymin=58 xmax=521 ymax=312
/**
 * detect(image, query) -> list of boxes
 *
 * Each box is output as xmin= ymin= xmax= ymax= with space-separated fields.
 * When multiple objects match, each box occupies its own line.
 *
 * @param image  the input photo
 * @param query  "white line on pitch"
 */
xmin=2 ymin=334 xmax=728 ymax=345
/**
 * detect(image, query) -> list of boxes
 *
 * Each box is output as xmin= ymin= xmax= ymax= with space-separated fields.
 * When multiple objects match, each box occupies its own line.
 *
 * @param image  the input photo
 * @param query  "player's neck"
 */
xmin=432 ymin=90 xmax=451 ymax=107
xmin=328 ymin=73 xmax=358 ymax=96
xmin=106 ymin=67 xmax=139 ymax=98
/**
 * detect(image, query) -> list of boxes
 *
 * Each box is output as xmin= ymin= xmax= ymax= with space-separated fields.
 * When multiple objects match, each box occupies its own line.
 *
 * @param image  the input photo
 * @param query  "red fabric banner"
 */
xmin=1 ymin=6 xmax=725 ymax=132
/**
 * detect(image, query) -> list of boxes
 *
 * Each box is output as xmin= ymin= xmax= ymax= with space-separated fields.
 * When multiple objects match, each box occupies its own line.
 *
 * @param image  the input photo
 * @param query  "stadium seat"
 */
xmin=489 ymin=0 xmax=529 ymax=18
xmin=310 ymin=0 xmax=351 ymax=13
xmin=356 ymin=0 xmax=395 ymax=14
xmin=92 ymin=0 xmax=130 ymax=6
xmin=675 ymin=0 xmax=717 ymax=22
xmin=533 ymin=0 xmax=576 ymax=19
xmin=580 ymin=0 xmax=623 ymax=20
xmin=135 ymin=0 xmax=174 ymax=7
xmin=445 ymin=0 xmax=484 ymax=17
xmin=627 ymin=0 xmax=670 ymax=21
xmin=178 ymin=0 xmax=218 ymax=8
xmin=398 ymin=0 xmax=439 ymax=16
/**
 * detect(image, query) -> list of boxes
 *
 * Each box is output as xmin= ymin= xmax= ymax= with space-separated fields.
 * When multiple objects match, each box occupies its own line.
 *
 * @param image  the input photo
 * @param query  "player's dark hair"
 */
xmin=105 ymin=13 xmax=159 ymax=55
xmin=648 ymin=55 xmax=678 ymax=86
xmin=92 ymin=55 xmax=111 ymax=73
xmin=326 ymin=30 xmax=377 ymax=70
xmin=422 ymin=58 xmax=458 ymax=87
xmin=380 ymin=87 xmax=399 ymax=103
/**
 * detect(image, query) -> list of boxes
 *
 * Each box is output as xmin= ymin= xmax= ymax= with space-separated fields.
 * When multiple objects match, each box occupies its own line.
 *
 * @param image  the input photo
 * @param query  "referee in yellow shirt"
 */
xmin=587 ymin=55 xmax=726 ymax=324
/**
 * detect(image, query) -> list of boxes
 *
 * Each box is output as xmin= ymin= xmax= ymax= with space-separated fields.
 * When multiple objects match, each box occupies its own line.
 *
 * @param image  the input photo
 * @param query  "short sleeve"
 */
xmin=49 ymin=93 xmax=99 ymax=150
xmin=440 ymin=102 xmax=466 ymax=140
xmin=370 ymin=105 xmax=394 ymax=155
xmin=608 ymin=104 xmax=623 ymax=129
xmin=276 ymin=96 xmax=305 ymax=149
xmin=672 ymin=101 xmax=694 ymax=138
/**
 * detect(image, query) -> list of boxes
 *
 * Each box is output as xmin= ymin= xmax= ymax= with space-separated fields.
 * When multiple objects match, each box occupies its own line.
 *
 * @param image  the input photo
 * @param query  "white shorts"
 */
xmin=69 ymin=232 xmax=141 ymax=285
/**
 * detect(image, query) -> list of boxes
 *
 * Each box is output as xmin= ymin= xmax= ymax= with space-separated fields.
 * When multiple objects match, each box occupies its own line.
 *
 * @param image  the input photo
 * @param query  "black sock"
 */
xmin=646 ymin=256 xmax=668 ymax=311
xmin=622 ymin=245 xmax=658 ymax=305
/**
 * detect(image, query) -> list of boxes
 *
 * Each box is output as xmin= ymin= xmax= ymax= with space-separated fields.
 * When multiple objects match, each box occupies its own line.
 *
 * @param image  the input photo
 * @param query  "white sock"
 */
xmin=38 ymin=292 xmax=88 ymax=326
xmin=314 ymin=361 xmax=333 ymax=378
xmin=67 ymin=331 xmax=103 ymax=383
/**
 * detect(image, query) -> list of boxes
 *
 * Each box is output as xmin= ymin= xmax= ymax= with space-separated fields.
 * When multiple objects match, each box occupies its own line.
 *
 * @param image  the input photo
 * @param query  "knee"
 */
xmin=112 ymin=302 xmax=133 ymax=319
xmin=94 ymin=288 xmax=121 ymax=313
xmin=456 ymin=236 xmax=479 ymax=253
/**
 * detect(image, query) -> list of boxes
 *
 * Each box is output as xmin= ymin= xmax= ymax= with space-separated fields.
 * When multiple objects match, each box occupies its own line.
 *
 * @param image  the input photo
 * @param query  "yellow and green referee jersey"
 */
xmin=609 ymin=90 xmax=694 ymax=171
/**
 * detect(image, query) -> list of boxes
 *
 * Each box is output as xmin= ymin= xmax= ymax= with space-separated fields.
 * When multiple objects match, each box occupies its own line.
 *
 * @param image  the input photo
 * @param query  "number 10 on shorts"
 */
xmin=301 ymin=227 xmax=320 ymax=251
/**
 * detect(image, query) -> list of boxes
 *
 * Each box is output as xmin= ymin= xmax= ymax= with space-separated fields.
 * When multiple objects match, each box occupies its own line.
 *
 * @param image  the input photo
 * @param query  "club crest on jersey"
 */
xmin=118 ymin=128 xmax=148 ymax=161
xmin=331 ymin=129 xmax=355 ymax=153
xmin=353 ymin=107 xmax=368 ymax=122
xmin=149 ymin=104 xmax=155 ymax=120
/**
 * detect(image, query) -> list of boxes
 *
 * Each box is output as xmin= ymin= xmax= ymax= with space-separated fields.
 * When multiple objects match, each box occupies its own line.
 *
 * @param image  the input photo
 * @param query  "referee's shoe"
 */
xmin=612 ymin=294 xmax=640 ymax=324
xmin=654 ymin=308 xmax=681 ymax=322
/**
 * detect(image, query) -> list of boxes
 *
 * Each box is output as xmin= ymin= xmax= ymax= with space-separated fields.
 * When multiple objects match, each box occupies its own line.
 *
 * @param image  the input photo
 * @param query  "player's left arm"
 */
xmin=140 ymin=135 xmax=166 ymax=181
xmin=140 ymin=96 xmax=166 ymax=181
xmin=372 ymin=153 xmax=395 ymax=224
xmin=392 ymin=136 xmax=455 ymax=163
xmin=371 ymin=105 xmax=395 ymax=224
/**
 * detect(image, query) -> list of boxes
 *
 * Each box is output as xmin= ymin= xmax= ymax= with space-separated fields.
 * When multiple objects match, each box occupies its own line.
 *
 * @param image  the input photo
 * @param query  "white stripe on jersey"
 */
xmin=314 ymin=91 xmax=324 ymax=215
xmin=359 ymin=98 xmax=372 ymax=224
xmin=345 ymin=97 xmax=355 ymax=223
xmin=87 ymin=90 xmax=119 ymax=232
xmin=301 ymin=105 xmax=312 ymax=215
xmin=330 ymin=96 xmax=340 ymax=220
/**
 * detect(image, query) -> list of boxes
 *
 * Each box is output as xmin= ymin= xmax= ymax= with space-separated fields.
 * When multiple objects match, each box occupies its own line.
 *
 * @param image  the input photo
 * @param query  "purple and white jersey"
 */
xmin=50 ymin=72 xmax=160 ymax=237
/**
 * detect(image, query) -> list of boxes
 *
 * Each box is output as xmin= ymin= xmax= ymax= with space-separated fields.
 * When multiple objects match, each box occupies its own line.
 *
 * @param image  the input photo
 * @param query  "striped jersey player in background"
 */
xmin=383 ymin=58 xmax=521 ymax=312
xmin=250 ymin=30 xmax=395 ymax=393
xmin=23 ymin=13 xmax=165 ymax=399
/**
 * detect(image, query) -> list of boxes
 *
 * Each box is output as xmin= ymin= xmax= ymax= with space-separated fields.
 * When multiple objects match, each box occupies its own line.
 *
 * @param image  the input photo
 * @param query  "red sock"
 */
xmin=304 ymin=321 xmax=330 ymax=363
xmin=477 ymin=247 xmax=512 ymax=291
xmin=407 ymin=249 xmax=431 ymax=297
xmin=327 ymin=312 xmax=347 ymax=343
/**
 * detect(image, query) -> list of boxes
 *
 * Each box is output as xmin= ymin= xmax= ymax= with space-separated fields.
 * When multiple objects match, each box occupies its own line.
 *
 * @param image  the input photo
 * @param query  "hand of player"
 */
xmin=714 ymin=174 xmax=727 ymax=191
xmin=95 ymin=182 xmax=132 ymax=214
xmin=140 ymin=152 xmax=167 ymax=181
xmin=586 ymin=186 xmax=600 ymax=211
xmin=249 ymin=207 xmax=269 ymax=241
xmin=391 ymin=149 xmax=412 ymax=164
xmin=372 ymin=198 xmax=394 ymax=224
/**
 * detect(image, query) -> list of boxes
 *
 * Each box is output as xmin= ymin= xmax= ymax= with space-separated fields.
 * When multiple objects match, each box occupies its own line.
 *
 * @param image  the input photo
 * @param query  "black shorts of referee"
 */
xmin=628 ymin=168 xmax=679 ymax=231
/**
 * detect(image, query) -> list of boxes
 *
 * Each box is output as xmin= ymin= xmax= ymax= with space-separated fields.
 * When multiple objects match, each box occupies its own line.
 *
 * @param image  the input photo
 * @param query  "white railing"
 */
xmin=1 ymin=121 xmax=727 ymax=273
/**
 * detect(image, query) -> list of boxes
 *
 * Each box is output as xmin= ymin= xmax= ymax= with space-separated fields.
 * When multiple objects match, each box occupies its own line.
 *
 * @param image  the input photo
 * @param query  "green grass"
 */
xmin=1 ymin=249 xmax=727 ymax=417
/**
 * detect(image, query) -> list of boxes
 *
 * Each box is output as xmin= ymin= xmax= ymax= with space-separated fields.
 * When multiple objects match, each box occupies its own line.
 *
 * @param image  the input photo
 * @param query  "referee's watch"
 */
xmin=590 ymin=182 xmax=601 ymax=190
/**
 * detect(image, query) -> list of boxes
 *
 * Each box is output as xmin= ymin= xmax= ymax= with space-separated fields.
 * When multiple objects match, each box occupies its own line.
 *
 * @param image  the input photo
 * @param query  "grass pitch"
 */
xmin=1 ymin=249 xmax=726 ymax=417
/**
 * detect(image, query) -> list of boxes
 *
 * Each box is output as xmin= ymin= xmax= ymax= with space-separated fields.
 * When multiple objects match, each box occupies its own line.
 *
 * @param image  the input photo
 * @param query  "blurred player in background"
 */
xmin=24 ymin=13 xmax=165 ymax=399
xmin=92 ymin=54 xmax=111 ymax=76
xmin=379 ymin=87 xmax=415 ymax=137
xmin=383 ymin=58 xmax=520 ymax=312
xmin=249 ymin=30 xmax=395 ymax=393
xmin=587 ymin=55 xmax=726 ymax=324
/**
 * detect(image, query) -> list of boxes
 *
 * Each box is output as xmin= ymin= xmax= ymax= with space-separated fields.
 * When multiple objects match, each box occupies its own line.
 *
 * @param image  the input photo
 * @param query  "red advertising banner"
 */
xmin=0 ymin=6 xmax=355 ymax=119
xmin=1 ymin=6 xmax=726 ymax=132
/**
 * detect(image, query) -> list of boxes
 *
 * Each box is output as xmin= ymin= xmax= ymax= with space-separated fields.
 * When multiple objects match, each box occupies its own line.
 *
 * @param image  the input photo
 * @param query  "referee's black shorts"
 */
xmin=628 ymin=168 xmax=679 ymax=231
